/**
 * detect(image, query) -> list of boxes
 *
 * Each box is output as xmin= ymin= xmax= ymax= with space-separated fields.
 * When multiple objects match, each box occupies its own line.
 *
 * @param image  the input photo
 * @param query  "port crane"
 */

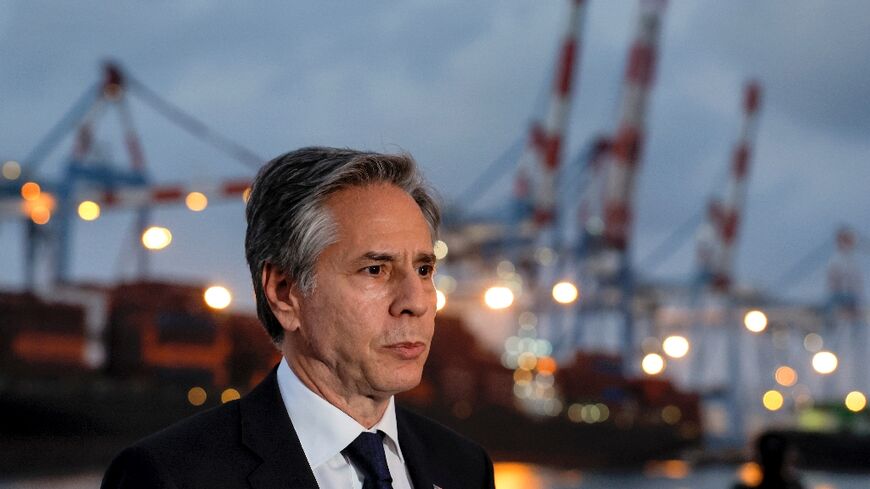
xmin=2 ymin=0 xmax=866 ymax=450
xmin=0 ymin=62 xmax=260 ymax=290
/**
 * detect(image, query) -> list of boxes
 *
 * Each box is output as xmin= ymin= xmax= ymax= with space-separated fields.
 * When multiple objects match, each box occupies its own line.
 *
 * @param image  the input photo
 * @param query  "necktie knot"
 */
xmin=342 ymin=431 xmax=393 ymax=489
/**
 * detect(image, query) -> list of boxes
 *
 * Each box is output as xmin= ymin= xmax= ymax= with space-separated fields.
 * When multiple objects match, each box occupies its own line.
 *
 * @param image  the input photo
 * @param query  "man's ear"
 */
xmin=262 ymin=262 xmax=303 ymax=333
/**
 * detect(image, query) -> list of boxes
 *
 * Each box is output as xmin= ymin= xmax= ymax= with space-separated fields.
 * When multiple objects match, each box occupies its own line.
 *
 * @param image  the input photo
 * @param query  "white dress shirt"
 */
xmin=277 ymin=358 xmax=415 ymax=489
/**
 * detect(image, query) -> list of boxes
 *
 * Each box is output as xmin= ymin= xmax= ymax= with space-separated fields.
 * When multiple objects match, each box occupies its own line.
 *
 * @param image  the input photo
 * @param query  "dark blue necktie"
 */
xmin=342 ymin=431 xmax=394 ymax=489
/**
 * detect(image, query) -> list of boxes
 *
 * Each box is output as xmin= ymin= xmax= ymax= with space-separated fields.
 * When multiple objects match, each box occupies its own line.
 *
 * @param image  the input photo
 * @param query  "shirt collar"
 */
xmin=276 ymin=357 xmax=404 ymax=469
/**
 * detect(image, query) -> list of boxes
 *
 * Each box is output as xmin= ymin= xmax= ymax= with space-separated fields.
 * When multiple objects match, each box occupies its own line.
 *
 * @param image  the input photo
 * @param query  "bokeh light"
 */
xmin=77 ymin=200 xmax=101 ymax=221
xmin=567 ymin=404 xmax=583 ymax=423
xmin=662 ymin=335 xmax=689 ymax=358
xmin=141 ymin=226 xmax=172 ymax=250
xmin=534 ymin=247 xmax=555 ymax=266
xmin=581 ymin=404 xmax=602 ymax=423
xmin=762 ymin=390 xmax=784 ymax=411
xmin=436 ymin=289 xmax=447 ymax=311
xmin=644 ymin=460 xmax=689 ymax=480
xmin=221 ymin=388 xmax=241 ymax=403
xmin=517 ymin=352 xmax=537 ymax=371
xmin=20 ymin=181 xmax=41 ymax=201
xmin=641 ymin=353 xmax=665 ymax=375
xmin=187 ymin=386 xmax=207 ymax=406
xmin=661 ymin=405 xmax=682 ymax=424
xmin=536 ymin=356 xmax=558 ymax=375
xmin=737 ymin=462 xmax=762 ymax=487
xmin=803 ymin=333 xmax=823 ymax=352
xmin=2 ymin=160 xmax=21 ymax=180
xmin=433 ymin=240 xmax=448 ymax=260
xmin=204 ymin=286 xmax=232 ymax=310
xmin=744 ymin=310 xmax=768 ymax=333
xmin=513 ymin=369 xmax=532 ymax=385
xmin=22 ymin=192 xmax=55 ymax=225
xmin=484 ymin=286 xmax=514 ymax=310
xmin=496 ymin=260 xmax=515 ymax=277
xmin=185 ymin=191 xmax=208 ymax=211
xmin=812 ymin=351 xmax=838 ymax=374
xmin=29 ymin=204 xmax=51 ymax=225
xmin=551 ymin=281 xmax=579 ymax=304
xmin=435 ymin=274 xmax=457 ymax=294
xmin=845 ymin=391 xmax=867 ymax=412
xmin=493 ymin=462 xmax=544 ymax=489
xmin=774 ymin=366 xmax=798 ymax=387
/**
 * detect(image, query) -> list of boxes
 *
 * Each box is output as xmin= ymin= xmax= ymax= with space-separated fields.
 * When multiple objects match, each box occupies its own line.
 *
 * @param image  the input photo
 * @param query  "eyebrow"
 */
xmin=361 ymin=251 xmax=436 ymax=265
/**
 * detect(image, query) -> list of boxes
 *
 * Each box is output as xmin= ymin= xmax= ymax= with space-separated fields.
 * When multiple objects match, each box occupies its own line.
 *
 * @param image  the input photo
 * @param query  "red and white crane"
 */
xmin=601 ymin=0 xmax=667 ymax=252
xmin=711 ymin=81 xmax=762 ymax=292
xmin=519 ymin=0 xmax=588 ymax=229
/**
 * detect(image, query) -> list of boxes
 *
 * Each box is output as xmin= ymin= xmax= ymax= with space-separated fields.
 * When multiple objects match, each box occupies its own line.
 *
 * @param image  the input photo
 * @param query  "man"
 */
xmin=101 ymin=147 xmax=496 ymax=489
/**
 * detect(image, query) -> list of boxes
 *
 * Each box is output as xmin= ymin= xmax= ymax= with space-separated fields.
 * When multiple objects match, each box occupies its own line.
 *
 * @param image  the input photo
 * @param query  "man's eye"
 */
xmin=365 ymin=265 xmax=382 ymax=275
xmin=417 ymin=265 xmax=433 ymax=277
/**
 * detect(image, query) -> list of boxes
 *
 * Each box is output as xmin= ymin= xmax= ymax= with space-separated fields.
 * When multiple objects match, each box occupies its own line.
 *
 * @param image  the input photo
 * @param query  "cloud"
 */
xmin=2 ymin=0 xmax=868 ymax=306
xmin=683 ymin=0 xmax=870 ymax=140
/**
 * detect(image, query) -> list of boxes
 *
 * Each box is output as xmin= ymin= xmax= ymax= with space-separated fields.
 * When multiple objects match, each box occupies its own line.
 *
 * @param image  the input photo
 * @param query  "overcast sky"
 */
xmin=2 ymin=0 xmax=869 ymax=311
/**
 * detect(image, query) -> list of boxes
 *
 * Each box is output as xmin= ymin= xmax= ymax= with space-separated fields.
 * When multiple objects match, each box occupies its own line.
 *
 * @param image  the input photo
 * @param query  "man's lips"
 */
xmin=383 ymin=342 xmax=426 ymax=360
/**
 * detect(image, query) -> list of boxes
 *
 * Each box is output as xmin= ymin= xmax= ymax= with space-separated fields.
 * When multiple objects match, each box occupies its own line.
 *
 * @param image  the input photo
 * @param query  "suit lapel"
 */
xmin=240 ymin=367 xmax=319 ymax=489
xmin=397 ymin=408 xmax=435 ymax=489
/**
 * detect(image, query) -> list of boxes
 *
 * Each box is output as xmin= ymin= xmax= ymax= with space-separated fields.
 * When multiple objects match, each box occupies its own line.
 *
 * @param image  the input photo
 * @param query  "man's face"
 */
xmin=291 ymin=183 xmax=437 ymax=399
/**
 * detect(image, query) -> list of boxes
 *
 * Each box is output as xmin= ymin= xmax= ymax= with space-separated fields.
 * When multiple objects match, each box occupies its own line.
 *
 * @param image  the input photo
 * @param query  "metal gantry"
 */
xmin=1 ymin=62 xmax=263 ymax=291
xmin=2 ymin=1 xmax=866 ymax=449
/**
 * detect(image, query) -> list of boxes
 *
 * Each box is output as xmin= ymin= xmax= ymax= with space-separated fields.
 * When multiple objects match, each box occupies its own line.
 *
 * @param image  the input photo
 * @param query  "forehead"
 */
xmin=322 ymin=183 xmax=432 ymax=250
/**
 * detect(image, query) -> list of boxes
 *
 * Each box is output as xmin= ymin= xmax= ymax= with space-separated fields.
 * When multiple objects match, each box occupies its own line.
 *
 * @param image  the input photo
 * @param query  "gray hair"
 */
xmin=245 ymin=146 xmax=441 ymax=344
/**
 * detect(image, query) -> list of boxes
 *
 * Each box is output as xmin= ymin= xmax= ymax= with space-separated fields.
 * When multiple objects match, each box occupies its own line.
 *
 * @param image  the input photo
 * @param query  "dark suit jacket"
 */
xmin=101 ymin=368 xmax=495 ymax=489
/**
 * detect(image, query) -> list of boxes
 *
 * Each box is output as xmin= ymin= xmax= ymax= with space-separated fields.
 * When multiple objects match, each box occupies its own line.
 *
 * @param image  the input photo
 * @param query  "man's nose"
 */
xmin=389 ymin=268 xmax=432 ymax=317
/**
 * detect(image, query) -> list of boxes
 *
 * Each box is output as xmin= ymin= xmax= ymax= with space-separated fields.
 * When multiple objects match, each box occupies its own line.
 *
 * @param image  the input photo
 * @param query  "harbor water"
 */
xmin=2 ymin=465 xmax=868 ymax=489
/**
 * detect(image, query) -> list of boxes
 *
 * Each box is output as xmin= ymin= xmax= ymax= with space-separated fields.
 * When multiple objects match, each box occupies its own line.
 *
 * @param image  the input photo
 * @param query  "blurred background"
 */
xmin=2 ymin=0 xmax=870 ymax=487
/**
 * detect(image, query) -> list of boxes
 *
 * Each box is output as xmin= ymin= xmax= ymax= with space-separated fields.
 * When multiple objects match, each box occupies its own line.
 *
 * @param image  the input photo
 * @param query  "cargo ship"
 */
xmin=0 ymin=281 xmax=278 ymax=476
xmin=0 ymin=280 xmax=700 ymax=476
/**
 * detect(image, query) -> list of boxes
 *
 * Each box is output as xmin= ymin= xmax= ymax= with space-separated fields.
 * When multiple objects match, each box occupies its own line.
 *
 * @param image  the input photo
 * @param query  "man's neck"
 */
xmin=285 ymin=355 xmax=389 ymax=428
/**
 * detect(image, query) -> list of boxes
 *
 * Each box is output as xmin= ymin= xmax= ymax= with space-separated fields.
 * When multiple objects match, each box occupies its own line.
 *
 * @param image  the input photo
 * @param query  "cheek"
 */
xmin=312 ymin=292 xmax=383 ymax=353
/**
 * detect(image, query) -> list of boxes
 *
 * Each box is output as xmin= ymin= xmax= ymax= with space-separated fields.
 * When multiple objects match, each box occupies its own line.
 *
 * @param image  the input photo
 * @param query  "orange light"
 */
xmin=21 ymin=182 xmax=41 ymax=201
xmin=774 ymin=366 xmax=798 ymax=387
xmin=221 ymin=388 xmax=241 ymax=403
xmin=493 ymin=462 xmax=544 ymax=489
xmin=644 ymin=460 xmax=690 ymax=479
xmin=185 ymin=191 xmax=208 ymax=211
xmin=737 ymin=462 xmax=762 ymax=487
xmin=187 ymin=386 xmax=207 ymax=406
xmin=513 ymin=369 xmax=533 ymax=385
xmin=536 ymin=356 xmax=558 ymax=374
xmin=30 ymin=205 xmax=51 ymax=225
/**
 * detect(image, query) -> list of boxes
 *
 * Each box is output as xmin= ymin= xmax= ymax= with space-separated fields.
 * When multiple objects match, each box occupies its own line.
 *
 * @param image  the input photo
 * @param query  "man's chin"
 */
xmin=375 ymin=369 xmax=424 ymax=397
